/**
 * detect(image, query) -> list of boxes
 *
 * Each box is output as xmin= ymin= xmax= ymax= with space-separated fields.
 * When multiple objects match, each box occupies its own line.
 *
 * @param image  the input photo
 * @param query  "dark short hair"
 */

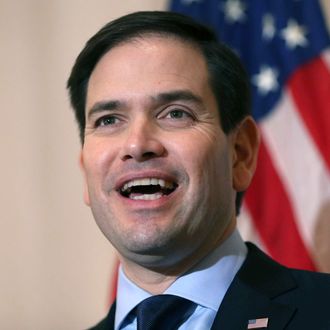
xmin=67 ymin=11 xmax=251 ymax=214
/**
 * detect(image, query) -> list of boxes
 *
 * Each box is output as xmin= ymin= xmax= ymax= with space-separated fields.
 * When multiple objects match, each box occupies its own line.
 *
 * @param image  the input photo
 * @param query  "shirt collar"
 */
xmin=115 ymin=267 xmax=150 ymax=330
xmin=115 ymin=229 xmax=247 ymax=329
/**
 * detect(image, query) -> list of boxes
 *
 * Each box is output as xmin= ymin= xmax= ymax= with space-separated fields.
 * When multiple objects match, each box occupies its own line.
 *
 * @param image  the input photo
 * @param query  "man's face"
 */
xmin=81 ymin=36 xmax=238 ymax=270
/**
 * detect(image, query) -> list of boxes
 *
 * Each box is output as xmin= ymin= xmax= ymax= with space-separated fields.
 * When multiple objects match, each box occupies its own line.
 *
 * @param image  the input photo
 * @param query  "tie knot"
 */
xmin=136 ymin=294 xmax=196 ymax=330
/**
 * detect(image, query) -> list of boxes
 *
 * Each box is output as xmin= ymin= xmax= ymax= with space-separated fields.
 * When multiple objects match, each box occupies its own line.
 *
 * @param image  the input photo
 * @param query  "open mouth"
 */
xmin=119 ymin=178 xmax=178 ymax=200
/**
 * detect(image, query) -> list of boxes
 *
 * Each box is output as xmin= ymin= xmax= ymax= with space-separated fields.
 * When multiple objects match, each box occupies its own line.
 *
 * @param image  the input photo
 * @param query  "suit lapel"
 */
xmin=211 ymin=243 xmax=297 ymax=330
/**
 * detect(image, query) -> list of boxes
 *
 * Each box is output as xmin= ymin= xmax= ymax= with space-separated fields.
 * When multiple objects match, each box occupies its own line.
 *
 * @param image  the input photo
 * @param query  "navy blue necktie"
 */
xmin=136 ymin=294 xmax=196 ymax=330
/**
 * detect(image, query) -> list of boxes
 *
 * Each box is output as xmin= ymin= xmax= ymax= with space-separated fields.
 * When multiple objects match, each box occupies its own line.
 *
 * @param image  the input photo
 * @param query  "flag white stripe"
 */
xmin=321 ymin=48 xmax=330 ymax=70
xmin=260 ymin=89 xmax=330 ymax=250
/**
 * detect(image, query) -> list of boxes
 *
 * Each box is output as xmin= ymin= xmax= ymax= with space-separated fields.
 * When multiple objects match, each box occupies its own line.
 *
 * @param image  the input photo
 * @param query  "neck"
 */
xmin=120 ymin=260 xmax=177 ymax=294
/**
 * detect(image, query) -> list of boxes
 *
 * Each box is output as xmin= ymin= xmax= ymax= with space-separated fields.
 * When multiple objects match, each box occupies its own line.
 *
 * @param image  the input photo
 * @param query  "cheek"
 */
xmin=83 ymin=138 xmax=117 ymax=177
xmin=81 ymin=142 xmax=118 ymax=204
xmin=174 ymin=138 xmax=222 ymax=188
xmin=197 ymin=138 xmax=232 ymax=195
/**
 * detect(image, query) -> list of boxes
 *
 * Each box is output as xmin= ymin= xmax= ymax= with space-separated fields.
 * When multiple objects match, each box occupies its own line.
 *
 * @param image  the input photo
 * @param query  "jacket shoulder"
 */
xmin=244 ymin=243 xmax=330 ymax=328
xmin=281 ymin=266 xmax=330 ymax=304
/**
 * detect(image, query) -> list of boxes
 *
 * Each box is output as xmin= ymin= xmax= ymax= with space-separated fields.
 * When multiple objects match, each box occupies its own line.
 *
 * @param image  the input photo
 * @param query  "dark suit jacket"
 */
xmin=89 ymin=243 xmax=330 ymax=329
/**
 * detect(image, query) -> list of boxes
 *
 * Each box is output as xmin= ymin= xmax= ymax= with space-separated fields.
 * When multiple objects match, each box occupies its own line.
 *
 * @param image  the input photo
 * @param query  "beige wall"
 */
xmin=1 ymin=0 xmax=329 ymax=329
xmin=0 ymin=1 xmax=166 ymax=329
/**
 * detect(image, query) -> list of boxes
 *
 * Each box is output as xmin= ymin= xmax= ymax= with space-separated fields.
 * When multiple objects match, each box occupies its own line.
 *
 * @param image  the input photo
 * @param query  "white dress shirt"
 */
xmin=115 ymin=229 xmax=247 ymax=330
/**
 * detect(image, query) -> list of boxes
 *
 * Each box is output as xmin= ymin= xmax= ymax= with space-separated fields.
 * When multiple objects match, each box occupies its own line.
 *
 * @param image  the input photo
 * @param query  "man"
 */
xmin=67 ymin=11 xmax=330 ymax=330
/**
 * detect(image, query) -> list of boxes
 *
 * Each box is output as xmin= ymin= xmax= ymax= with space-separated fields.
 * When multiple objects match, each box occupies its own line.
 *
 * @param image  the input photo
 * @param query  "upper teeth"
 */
xmin=121 ymin=178 xmax=174 ymax=192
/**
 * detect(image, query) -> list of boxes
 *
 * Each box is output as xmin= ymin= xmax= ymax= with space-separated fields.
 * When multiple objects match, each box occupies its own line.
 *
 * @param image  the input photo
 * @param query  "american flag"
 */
xmin=169 ymin=0 xmax=330 ymax=272
xmin=248 ymin=317 xmax=269 ymax=329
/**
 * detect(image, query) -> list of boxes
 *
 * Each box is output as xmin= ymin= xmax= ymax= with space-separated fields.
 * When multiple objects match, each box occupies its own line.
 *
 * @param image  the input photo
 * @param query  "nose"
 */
xmin=120 ymin=118 xmax=166 ymax=162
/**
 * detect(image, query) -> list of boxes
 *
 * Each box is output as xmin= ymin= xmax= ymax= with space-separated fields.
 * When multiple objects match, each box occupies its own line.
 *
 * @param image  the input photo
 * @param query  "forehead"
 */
xmin=86 ymin=35 xmax=215 ymax=110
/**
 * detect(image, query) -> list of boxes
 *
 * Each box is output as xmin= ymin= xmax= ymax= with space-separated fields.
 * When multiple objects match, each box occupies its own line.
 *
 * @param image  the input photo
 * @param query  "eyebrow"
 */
xmin=153 ymin=90 xmax=203 ymax=105
xmin=87 ymin=100 xmax=122 ymax=120
xmin=87 ymin=89 xmax=203 ymax=120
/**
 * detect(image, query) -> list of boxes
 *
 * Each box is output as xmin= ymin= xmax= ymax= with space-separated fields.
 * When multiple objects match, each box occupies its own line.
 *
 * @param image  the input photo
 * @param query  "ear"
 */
xmin=232 ymin=116 xmax=260 ymax=192
xmin=79 ymin=151 xmax=91 ymax=206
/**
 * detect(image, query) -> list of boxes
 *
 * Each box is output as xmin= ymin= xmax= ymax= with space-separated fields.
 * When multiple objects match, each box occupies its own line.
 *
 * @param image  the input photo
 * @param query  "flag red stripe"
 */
xmin=288 ymin=56 xmax=330 ymax=170
xmin=244 ymin=138 xmax=316 ymax=270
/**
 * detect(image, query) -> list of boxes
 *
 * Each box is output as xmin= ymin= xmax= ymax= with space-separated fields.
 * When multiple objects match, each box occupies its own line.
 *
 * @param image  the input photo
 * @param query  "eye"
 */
xmin=158 ymin=107 xmax=195 ymax=129
xmin=95 ymin=115 xmax=119 ymax=127
xmin=165 ymin=109 xmax=192 ymax=120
